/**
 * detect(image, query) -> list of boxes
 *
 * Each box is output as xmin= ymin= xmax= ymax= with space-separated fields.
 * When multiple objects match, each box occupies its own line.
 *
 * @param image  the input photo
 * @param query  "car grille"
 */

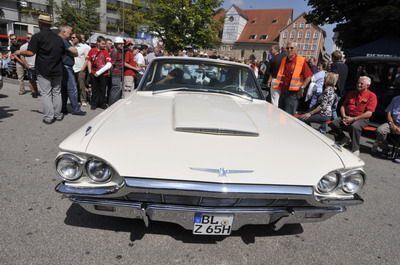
xmin=125 ymin=192 xmax=311 ymax=207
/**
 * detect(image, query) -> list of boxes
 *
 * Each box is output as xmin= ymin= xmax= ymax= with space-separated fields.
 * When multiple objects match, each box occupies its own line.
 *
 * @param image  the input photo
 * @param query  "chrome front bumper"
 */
xmin=71 ymin=197 xmax=345 ymax=231
xmin=56 ymin=177 xmax=363 ymax=231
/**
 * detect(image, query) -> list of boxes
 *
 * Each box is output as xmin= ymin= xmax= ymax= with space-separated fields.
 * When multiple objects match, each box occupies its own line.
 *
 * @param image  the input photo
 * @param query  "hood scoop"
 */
xmin=173 ymin=93 xmax=259 ymax=137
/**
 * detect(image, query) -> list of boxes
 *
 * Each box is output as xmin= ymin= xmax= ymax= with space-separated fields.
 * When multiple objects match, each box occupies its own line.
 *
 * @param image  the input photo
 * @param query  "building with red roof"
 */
xmin=218 ymin=5 xmax=292 ymax=61
xmin=216 ymin=6 xmax=327 ymax=62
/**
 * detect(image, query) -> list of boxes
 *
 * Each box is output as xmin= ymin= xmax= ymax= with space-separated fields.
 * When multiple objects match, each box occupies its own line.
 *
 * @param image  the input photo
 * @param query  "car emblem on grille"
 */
xmin=190 ymin=167 xmax=254 ymax=177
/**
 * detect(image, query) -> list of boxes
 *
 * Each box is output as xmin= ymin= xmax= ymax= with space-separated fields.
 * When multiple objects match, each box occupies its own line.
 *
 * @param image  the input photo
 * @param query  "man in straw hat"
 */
xmin=15 ymin=15 xmax=75 ymax=124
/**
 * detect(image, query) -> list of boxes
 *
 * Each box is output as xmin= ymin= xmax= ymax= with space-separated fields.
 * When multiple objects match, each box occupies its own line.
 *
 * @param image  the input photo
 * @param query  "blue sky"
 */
xmin=222 ymin=0 xmax=335 ymax=52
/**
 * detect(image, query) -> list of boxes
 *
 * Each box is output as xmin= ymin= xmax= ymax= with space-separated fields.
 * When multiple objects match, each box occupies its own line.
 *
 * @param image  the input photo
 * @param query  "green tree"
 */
xmin=305 ymin=0 xmax=400 ymax=49
xmin=118 ymin=0 xmax=146 ymax=36
xmin=147 ymin=0 xmax=222 ymax=52
xmin=54 ymin=0 xmax=99 ymax=36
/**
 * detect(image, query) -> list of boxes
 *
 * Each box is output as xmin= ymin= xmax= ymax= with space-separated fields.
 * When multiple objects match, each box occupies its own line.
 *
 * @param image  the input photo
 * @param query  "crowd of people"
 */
xmin=261 ymin=41 xmax=399 ymax=160
xmin=3 ymin=15 xmax=399 ymax=161
xmin=9 ymin=15 xmax=156 ymax=123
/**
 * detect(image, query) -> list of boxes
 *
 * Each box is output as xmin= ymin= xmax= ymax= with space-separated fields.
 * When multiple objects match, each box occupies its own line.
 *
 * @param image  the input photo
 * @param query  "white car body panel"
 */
xmin=59 ymin=91 xmax=364 ymax=187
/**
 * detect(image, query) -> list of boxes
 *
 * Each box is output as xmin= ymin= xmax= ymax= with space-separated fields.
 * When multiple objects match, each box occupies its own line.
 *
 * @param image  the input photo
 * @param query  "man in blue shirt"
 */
xmin=372 ymin=96 xmax=400 ymax=154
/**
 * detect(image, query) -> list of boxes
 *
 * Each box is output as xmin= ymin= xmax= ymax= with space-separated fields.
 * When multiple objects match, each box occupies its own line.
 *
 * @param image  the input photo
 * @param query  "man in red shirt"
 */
xmin=329 ymin=76 xmax=378 ymax=156
xmin=271 ymin=41 xmax=312 ymax=114
xmin=124 ymin=43 xmax=140 ymax=93
xmin=87 ymin=36 xmax=112 ymax=109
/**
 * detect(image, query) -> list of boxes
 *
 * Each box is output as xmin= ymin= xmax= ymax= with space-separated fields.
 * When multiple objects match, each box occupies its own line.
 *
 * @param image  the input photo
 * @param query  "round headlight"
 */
xmin=56 ymin=155 xmax=83 ymax=181
xmin=86 ymin=159 xmax=113 ymax=182
xmin=317 ymin=172 xmax=339 ymax=193
xmin=342 ymin=173 xmax=364 ymax=194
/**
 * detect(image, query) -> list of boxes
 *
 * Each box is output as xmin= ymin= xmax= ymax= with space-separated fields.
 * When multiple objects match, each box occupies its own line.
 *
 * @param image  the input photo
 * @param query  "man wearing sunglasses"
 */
xmin=9 ymin=34 xmax=26 ymax=95
xmin=271 ymin=42 xmax=312 ymax=114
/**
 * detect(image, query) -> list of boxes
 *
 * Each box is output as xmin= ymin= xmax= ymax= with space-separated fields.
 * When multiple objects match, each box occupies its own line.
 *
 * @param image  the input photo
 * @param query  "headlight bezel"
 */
xmin=316 ymin=168 xmax=366 ymax=196
xmin=55 ymin=152 xmax=116 ymax=183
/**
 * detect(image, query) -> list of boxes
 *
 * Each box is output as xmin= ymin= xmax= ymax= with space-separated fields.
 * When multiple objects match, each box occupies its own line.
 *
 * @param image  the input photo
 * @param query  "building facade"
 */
xmin=0 ymin=0 xmax=148 ymax=47
xmin=217 ymin=5 xmax=292 ymax=61
xmin=279 ymin=13 xmax=326 ymax=60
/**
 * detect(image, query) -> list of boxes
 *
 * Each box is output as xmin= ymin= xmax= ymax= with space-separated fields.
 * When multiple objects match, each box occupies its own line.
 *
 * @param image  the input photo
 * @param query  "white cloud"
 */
xmin=226 ymin=0 xmax=245 ymax=7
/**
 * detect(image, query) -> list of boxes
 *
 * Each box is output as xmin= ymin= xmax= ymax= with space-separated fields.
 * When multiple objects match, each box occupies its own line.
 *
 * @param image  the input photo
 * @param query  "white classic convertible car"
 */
xmin=55 ymin=57 xmax=366 ymax=235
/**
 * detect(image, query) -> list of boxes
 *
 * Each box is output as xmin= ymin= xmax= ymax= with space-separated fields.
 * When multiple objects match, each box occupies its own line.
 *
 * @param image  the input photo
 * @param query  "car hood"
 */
xmin=59 ymin=91 xmax=364 ymax=186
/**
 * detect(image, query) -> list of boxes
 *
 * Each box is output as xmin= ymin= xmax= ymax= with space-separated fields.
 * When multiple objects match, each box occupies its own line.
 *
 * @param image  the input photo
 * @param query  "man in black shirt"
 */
xmin=330 ymin=50 xmax=348 ymax=97
xmin=330 ymin=50 xmax=348 ymax=119
xmin=267 ymin=45 xmax=286 ymax=106
xmin=15 ymin=15 xmax=69 ymax=124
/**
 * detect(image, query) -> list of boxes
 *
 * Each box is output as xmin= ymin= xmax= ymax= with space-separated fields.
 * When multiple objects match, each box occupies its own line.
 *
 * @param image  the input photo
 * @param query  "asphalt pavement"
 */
xmin=0 ymin=80 xmax=399 ymax=265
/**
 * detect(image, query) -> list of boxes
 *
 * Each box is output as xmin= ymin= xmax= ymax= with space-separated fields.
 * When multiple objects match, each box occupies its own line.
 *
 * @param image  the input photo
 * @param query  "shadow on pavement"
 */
xmin=0 ymin=94 xmax=8 ymax=99
xmin=64 ymin=203 xmax=303 ymax=244
xmin=0 ymin=105 xmax=17 ymax=122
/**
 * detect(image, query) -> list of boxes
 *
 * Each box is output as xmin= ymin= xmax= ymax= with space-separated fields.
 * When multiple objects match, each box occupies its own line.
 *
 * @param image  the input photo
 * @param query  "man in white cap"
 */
xmin=108 ymin=37 xmax=125 ymax=105
xmin=15 ymin=15 xmax=75 ymax=124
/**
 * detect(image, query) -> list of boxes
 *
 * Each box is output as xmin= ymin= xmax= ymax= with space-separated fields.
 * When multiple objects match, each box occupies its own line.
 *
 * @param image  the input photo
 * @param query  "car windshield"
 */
xmin=140 ymin=59 xmax=262 ymax=99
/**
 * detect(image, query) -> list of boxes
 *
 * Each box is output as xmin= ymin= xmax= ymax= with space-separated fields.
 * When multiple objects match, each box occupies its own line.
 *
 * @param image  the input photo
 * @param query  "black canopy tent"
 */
xmin=344 ymin=36 xmax=400 ymax=123
xmin=346 ymin=36 xmax=400 ymax=58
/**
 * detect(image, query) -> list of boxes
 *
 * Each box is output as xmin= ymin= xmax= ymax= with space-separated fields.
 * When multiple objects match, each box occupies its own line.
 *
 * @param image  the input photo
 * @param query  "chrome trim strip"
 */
xmin=124 ymin=178 xmax=313 ymax=197
xmin=56 ymin=177 xmax=364 ymax=206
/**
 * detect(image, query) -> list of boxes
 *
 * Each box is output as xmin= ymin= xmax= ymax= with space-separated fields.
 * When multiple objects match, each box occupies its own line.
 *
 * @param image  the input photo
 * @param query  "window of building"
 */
xmin=249 ymin=34 xmax=256 ymax=39
xmin=228 ymin=16 xmax=234 ymax=22
xmin=305 ymin=31 xmax=311 ymax=39
xmin=304 ymin=44 xmax=309 ymax=50
xmin=312 ymin=44 xmax=317 ymax=50
xmin=283 ymin=31 xmax=288 ymax=38
xmin=13 ymin=24 xmax=28 ymax=37
xmin=305 ymin=24 xmax=311 ymax=29
xmin=290 ymin=31 xmax=295 ymax=39
xmin=293 ymin=23 xmax=297 ymax=29
xmin=314 ymin=32 xmax=319 ymax=39
xmin=297 ymin=32 xmax=302 ymax=39
xmin=251 ymin=20 xmax=256 ymax=24
xmin=272 ymin=18 xmax=278 ymax=24
xmin=299 ymin=23 xmax=304 ymax=29
xmin=260 ymin=35 xmax=268 ymax=40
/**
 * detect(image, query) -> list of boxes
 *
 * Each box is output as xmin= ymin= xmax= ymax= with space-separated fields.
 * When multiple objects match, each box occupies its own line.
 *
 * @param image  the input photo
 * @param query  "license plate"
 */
xmin=193 ymin=213 xmax=233 ymax=235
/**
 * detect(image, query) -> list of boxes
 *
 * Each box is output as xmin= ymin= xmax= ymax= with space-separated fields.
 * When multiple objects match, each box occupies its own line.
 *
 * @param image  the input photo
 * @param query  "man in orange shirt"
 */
xmin=271 ymin=42 xmax=312 ymax=114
